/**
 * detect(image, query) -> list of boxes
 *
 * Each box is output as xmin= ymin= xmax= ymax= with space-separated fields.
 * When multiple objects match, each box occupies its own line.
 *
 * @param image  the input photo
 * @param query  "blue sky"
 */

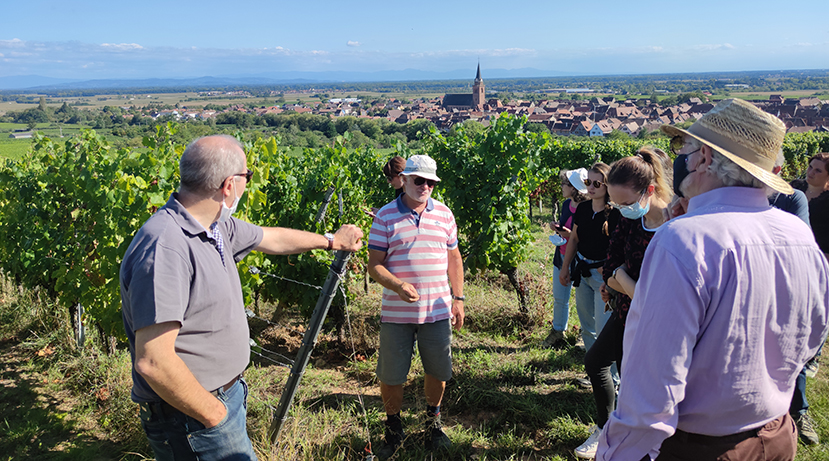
xmin=2 ymin=0 xmax=828 ymax=80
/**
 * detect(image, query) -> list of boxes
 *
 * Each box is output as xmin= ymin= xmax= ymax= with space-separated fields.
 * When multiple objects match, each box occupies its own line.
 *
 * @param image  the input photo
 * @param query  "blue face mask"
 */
xmin=617 ymin=197 xmax=650 ymax=220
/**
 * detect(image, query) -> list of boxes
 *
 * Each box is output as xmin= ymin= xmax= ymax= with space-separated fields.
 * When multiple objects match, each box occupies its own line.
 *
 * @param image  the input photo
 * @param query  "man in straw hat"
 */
xmin=367 ymin=155 xmax=465 ymax=458
xmin=596 ymin=99 xmax=829 ymax=460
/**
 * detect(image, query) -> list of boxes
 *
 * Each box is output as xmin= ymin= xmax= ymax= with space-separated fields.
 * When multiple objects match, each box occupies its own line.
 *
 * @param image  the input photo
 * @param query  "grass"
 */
xmin=1 ymin=217 xmax=829 ymax=460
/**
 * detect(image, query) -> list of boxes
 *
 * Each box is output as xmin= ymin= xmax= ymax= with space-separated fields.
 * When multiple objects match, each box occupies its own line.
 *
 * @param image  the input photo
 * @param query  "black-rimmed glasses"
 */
xmin=235 ymin=168 xmax=254 ymax=182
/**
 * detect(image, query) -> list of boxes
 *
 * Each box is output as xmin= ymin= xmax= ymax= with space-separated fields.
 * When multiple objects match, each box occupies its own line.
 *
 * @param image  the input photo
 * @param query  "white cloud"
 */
xmin=100 ymin=43 xmax=144 ymax=51
xmin=691 ymin=43 xmax=735 ymax=51
xmin=347 ymin=41 xmax=361 ymax=47
xmin=0 ymin=38 xmax=25 ymax=47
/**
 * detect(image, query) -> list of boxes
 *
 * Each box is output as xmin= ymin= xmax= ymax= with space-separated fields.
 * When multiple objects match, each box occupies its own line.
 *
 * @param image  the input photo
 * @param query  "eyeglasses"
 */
xmin=413 ymin=176 xmax=437 ymax=187
xmin=234 ymin=168 xmax=254 ymax=182
xmin=610 ymin=191 xmax=646 ymax=211
xmin=583 ymin=178 xmax=604 ymax=188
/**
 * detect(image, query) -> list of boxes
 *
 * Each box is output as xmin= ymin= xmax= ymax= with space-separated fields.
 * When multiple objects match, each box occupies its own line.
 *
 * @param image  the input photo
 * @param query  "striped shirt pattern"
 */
xmin=368 ymin=196 xmax=458 ymax=324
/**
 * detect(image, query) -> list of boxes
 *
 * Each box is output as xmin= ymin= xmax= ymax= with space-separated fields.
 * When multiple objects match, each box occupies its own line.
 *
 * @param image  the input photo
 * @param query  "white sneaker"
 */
xmin=575 ymin=425 xmax=601 ymax=459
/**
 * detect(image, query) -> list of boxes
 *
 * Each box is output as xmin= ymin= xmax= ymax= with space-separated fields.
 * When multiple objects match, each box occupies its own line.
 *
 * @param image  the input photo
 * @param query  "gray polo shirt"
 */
xmin=120 ymin=193 xmax=263 ymax=402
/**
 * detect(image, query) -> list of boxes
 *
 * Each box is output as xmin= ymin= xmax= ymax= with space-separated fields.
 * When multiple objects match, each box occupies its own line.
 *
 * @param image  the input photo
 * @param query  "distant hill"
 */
xmin=0 ymin=68 xmax=567 ymax=91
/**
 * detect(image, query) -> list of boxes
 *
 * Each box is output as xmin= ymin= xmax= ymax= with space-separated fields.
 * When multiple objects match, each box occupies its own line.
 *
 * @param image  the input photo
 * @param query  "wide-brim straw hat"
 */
xmin=661 ymin=98 xmax=793 ymax=195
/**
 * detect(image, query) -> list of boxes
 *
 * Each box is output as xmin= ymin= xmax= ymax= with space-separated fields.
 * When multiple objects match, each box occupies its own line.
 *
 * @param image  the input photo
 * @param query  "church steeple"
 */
xmin=472 ymin=61 xmax=485 ymax=111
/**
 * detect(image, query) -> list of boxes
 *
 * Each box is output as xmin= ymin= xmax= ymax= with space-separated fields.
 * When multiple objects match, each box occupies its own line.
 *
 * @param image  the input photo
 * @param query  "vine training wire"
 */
xmin=247 ymin=262 xmax=376 ymax=456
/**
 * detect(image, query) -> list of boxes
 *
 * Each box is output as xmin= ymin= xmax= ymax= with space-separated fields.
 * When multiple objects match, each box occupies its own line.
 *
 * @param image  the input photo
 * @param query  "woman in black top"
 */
xmin=559 ymin=163 xmax=620 ymax=353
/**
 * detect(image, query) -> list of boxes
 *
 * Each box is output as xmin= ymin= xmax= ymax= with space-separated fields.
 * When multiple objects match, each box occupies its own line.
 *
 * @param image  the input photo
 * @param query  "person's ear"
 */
xmin=699 ymin=145 xmax=714 ymax=169
xmin=219 ymin=176 xmax=234 ymax=198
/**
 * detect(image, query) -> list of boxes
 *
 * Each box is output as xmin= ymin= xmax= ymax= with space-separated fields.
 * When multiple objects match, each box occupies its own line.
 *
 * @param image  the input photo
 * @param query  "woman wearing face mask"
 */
xmin=542 ymin=168 xmax=590 ymax=347
xmin=559 ymin=163 xmax=620 ymax=354
xmin=573 ymin=147 xmax=672 ymax=459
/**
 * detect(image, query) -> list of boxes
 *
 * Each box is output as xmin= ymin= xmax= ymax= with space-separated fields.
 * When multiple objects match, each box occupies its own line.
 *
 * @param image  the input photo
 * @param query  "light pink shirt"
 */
xmin=368 ymin=196 xmax=458 ymax=324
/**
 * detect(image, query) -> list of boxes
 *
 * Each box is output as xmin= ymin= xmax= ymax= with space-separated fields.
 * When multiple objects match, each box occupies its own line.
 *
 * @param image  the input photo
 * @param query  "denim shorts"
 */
xmin=376 ymin=319 xmax=453 ymax=385
xmin=138 ymin=377 xmax=257 ymax=461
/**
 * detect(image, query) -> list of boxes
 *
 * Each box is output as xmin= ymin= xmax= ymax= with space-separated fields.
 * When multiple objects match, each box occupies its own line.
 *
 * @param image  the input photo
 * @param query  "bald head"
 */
xmin=179 ymin=135 xmax=246 ymax=195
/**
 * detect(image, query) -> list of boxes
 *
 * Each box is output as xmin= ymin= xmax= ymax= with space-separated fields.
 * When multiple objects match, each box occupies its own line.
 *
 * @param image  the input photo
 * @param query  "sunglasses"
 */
xmin=583 ymin=178 xmax=604 ymax=188
xmin=234 ymin=168 xmax=254 ymax=182
xmin=385 ymin=175 xmax=398 ymax=182
xmin=413 ymin=176 xmax=437 ymax=187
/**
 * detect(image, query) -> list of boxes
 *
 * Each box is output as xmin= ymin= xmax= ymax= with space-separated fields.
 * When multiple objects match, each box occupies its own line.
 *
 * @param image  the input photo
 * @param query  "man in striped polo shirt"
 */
xmin=367 ymin=155 xmax=465 ymax=459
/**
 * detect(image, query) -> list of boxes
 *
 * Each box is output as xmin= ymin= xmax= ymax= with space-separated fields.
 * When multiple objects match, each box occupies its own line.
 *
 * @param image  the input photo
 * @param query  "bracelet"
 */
xmin=612 ymin=266 xmax=623 ymax=278
xmin=452 ymin=294 xmax=465 ymax=301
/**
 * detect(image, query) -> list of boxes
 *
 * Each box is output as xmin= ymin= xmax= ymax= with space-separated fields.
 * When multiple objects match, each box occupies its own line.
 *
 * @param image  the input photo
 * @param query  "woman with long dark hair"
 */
xmin=559 ymin=163 xmax=620 ymax=353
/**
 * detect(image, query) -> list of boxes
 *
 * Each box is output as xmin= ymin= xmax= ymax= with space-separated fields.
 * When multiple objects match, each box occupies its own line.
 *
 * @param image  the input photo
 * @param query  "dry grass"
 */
xmin=2 ymin=219 xmax=829 ymax=460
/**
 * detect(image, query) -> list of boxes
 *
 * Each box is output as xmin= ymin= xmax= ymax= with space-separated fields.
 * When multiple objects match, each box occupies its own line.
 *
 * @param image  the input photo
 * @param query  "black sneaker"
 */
xmin=375 ymin=426 xmax=406 ymax=460
xmin=424 ymin=416 xmax=452 ymax=451
xmin=574 ymin=376 xmax=592 ymax=389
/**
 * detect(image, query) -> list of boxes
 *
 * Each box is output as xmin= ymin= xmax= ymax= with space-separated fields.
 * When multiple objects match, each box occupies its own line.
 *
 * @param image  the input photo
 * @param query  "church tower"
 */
xmin=472 ymin=62 xmax=485 ymax=111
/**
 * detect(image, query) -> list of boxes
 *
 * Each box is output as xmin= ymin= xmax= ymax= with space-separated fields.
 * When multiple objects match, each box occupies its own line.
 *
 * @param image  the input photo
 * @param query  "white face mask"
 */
xmin=217 ymin=178 xmax=241 ymax=223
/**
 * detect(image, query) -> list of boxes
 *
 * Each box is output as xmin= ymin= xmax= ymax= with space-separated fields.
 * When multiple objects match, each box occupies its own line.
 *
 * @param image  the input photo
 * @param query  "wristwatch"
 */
xmin=324 ymin=233 xmax=334 ymax=251
xmin=612 ymin=266 xmax=623 ymax=278
xmin=452 ymin=294 xmax=465 ymax=301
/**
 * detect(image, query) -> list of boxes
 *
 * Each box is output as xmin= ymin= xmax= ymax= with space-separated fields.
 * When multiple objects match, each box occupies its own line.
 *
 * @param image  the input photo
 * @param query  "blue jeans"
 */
xmin=551 ymin=264 xmax=573 ymax=332
xmin=574 ymin=262 xmax=611 ymax=351
xmin=139 ymin=377 xmax=257 ymax=461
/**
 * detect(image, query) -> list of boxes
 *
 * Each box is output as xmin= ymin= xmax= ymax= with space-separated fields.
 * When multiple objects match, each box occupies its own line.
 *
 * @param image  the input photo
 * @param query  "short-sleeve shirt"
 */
xmin=572 ymin=200 xmax=620 ymax=261
xmin=120 ymin=193 xmax=263 ymax=402
xmin=368 ymin=195 xmax=458 ymax=324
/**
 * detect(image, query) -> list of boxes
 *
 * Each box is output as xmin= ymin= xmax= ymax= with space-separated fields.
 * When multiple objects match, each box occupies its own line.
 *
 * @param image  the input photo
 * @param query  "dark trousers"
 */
xmin=584 ymin=310 xmax=624 ymax=429
xmin=789 ymin=365 xmax=808 ymax=416
xmin=650 ymin=414 xmax=797 ymax=461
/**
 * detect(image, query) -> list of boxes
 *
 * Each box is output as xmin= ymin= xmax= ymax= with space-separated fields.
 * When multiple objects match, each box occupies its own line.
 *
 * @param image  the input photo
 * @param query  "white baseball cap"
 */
xmin=400 ymin=155 xmax=441 ymax=182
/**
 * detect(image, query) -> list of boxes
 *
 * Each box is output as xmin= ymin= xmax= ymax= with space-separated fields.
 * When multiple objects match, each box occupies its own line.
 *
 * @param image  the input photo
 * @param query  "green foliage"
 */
xmin=782 ymin=131 xmax=829 ymax=180
xmin=426 ymin=114 xmax=547 ymax=273
xmin=0 ymin=124 xmax=182 ymax=338
xmin=246 ymin=135 xmax=389 ymax=317
xmin=0 ymin=116 xmax=819 ymax=346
